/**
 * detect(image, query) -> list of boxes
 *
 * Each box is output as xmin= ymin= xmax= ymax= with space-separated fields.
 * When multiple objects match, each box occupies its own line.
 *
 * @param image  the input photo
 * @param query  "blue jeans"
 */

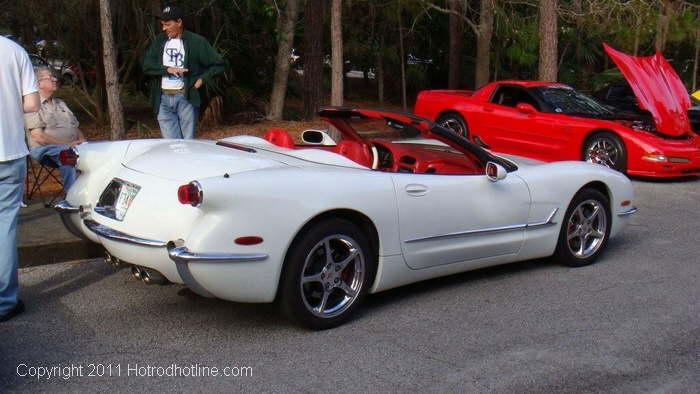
xmin=0 ymin=157 xmax=26 ymax=315
xmin=29 ymin=144 xmax=77 ymax=191
xmin=157 ymin=93 xmax=199 ymax=139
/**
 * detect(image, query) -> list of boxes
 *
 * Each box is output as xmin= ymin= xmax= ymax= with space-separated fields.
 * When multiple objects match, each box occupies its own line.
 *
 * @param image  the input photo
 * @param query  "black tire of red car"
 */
xmin=436 ymin=112 xmax=469 ymax=139
xmin=582 ymin=132 xmax=627 ymax=173
xmin=279 ymin=218 xmax=376 ymax=330
xmin=553 ymin=188 xmax=611 ymax=267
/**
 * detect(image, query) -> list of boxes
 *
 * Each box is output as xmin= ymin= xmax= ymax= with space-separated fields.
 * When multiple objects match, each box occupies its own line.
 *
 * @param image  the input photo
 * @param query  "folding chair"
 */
xmin=25 ymin=155 xmax=64 ymax=207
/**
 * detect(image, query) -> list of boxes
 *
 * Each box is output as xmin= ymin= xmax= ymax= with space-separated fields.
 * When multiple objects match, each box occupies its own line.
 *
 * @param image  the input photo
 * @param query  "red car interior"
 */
xmin=258 ymin=112 xmax=486 ymax=175
xmin=264 ymin=128 xmax=295 ymax=149
xmin=372 ymin=141 xmax=484 ymax=175
xmin=333 ymin=140 xmax=374 ymax=168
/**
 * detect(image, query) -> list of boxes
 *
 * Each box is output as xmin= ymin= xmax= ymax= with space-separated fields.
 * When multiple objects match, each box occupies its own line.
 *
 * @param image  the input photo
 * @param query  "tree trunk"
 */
xmin=98 ymin=0 xmax=125 ymax=140
xmin=538 ymin=0 xmax=558 ymax=81
xmin=267 ymin=0 xmax=300 ymax=120
xmin=693 ymin=26 xmax=700 ymax=92
xmin=655 ymin=0 xmax=674 ymax=53
xmin=398 ymin=5 xmax=407 ymax=112
xmin=634 ymin=13 xmax=641 ymax=56
xmin=447 ymin=0 xmax=462 ymax=89
xmin=377 ymin=34 xmax=385 ymax=105
xmin=302 ymin=0 xmax=325 ymax=120
xmin=330 ymin=0 xmax=344 ymax=106
xmin=573 ymin=0 xmax=582 ymax=63
xmin=475 ymin=0 xmax=494 ymax=89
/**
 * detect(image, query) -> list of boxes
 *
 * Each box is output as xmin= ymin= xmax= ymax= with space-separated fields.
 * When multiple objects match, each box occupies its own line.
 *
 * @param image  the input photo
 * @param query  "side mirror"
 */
xmin=301 ymin=129 xmax=337 ymax=146
xmin=516 ymin=103 xmax=537 ymax=115
xmin=486 ymin=161 xmax=507 ymax=182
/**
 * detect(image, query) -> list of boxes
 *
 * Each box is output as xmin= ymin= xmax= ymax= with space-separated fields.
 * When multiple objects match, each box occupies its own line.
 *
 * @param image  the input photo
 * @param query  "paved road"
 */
xmin=2 ymin=178 xmax=699 ymax=393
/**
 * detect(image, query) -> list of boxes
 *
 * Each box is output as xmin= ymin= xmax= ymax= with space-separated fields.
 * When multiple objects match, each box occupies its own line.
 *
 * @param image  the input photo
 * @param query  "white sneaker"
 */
xmin=20 ymin=201 xmax=27 ymax=208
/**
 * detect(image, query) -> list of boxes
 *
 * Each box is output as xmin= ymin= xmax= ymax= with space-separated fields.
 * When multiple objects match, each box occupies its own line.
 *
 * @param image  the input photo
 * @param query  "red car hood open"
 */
xmin=604 ymin=43 xmax=691 ymax=137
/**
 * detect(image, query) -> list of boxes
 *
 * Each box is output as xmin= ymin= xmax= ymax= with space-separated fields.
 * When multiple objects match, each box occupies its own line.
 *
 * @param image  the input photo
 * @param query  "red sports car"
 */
xmin=414 ymin=44 xmax=700 ymax=177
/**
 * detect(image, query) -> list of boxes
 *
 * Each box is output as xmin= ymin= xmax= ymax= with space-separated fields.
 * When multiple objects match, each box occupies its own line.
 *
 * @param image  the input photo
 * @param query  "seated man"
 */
xmin=24 ymin=66 xmax=86 ymax=191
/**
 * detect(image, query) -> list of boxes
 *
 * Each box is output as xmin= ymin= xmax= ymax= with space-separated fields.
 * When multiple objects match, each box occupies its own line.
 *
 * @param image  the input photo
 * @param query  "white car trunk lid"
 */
xmin=122 ymin=140 xmax=288 ymax=181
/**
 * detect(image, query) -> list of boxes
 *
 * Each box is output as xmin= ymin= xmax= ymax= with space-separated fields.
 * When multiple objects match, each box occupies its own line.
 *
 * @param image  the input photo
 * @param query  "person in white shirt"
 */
xmin=0 ymin=35 xmax=40 ymax=323
xmin=142 ymin=5 xmax=225 ymax=139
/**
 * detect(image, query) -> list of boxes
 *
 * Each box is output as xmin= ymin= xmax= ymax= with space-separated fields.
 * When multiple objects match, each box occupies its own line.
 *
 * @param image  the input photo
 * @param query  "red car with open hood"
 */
xmin=414 ymin=44 xmax=700 ymax=178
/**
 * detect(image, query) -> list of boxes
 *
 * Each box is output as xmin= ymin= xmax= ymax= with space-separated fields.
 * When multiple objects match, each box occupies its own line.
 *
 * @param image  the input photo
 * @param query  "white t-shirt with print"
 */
xmin=0 ymin=36 xmax=37 ymax=161
xmin=161 ymin=38 xmax=186 ymax=90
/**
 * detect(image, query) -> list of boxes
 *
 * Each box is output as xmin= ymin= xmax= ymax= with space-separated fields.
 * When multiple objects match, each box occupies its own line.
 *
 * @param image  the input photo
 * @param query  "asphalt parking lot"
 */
xmin=1 ymin=177 xmax=699 ymax=392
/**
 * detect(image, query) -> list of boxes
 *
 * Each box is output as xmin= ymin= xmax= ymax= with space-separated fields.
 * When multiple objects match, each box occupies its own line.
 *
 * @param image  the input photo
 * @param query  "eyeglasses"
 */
xmin=39 ymin=77 xmax=59 ymax=82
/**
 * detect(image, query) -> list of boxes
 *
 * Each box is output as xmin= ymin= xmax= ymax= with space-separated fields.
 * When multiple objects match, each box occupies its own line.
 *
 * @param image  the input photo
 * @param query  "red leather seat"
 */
xmin=334 ymin=140 xmax=372 ymax=167
xmin=264 ymin=128 xmax=295 ymax=149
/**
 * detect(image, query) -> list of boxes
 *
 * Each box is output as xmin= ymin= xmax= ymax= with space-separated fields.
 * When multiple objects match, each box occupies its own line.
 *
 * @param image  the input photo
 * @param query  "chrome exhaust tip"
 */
xmin=104 ymin=251 xmax=121 ymax=268
xmin=141 ymin=268 xmax=168 ymax=285
xmin=131 ymin=265 xmax=142 ymax=280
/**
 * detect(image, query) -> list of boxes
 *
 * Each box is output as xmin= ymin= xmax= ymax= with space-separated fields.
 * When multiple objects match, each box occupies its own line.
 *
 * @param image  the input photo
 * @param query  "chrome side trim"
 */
xmin=54 ymin=200 xmax=80 ymax=214
xmin=404 ymin=208 xmax=558 ymax=244
xmin=168 ymin=246 xmax=268 ymax=264
xmin=83 ymin=219 xmax=167 ymax=247
xmin=617 ymin=206 xmax=638 ymax=216
xmin=405 ymin=223 xmax=526 ymax=243
xmin=527 ymin=208 xmax=559 ymax=228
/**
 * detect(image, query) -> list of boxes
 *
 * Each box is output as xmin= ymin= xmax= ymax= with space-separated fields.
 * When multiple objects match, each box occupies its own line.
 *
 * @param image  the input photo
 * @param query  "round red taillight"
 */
xmin=177 ymin=182 xmax=202 ymax=206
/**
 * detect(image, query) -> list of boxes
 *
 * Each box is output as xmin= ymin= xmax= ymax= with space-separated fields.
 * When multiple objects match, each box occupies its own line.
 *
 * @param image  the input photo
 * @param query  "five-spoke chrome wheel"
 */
xmin=583 ymin=132 xmax=627 ymax=173
xmin=437 ymin=113 xmax=469 ymax=139
xmin=300 ymin=235 xmax=365 ymax=318
xmin=554 ymin=188 xmax=611 ymax=267
xmin=280 ymin=218 xmax=376 ymax=329
xmin=585 ymin=140 xmax=619 ymax=168
xmin=566 ymin=199 xmax=607 ymax=259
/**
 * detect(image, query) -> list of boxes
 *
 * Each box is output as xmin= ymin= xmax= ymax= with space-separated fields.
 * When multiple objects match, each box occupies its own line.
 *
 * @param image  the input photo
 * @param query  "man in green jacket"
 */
xmin=142 ymin=5 xmax=225 ymax=139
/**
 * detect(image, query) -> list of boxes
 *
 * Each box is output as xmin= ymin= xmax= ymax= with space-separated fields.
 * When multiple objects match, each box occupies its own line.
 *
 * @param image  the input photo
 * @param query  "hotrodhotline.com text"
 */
xmin=16 ymin=363 xmax=253 ymax=380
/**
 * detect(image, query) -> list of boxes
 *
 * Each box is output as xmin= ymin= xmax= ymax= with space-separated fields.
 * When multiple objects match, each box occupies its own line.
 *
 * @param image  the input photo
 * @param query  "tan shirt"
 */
xmin=24 ymin=96 xmax=80 ymax=149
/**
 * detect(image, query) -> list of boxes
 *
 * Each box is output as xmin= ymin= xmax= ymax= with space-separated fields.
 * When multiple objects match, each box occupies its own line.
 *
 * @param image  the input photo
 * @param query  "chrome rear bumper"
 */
xmin=55 ymin=200 xmax=268 ymax=264
xmin=55 ymin=200 xmax=269 ymax=298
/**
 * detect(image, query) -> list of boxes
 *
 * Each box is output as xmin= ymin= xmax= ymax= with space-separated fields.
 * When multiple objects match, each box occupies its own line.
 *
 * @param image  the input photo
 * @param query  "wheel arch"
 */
xmin=557 ymin=181 xmax=612 ymax=242
xmin=577 ymin=181 xmax=611 ymax=203
xmin=580 ymin=128 xmax=627 ymax=159
xmin=436 ymin=109 xmax=466 ymax=123
xmin=275 ymin=208 xmax=380 ymax=300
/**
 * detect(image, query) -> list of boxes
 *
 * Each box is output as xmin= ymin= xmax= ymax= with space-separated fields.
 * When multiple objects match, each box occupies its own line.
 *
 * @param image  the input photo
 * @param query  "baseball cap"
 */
xmin=160 ymin=5 xmax=185 ymax=21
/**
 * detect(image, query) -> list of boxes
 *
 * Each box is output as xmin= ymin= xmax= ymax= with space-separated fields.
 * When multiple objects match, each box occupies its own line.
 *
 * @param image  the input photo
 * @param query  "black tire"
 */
xmin=279 ymin=218 xmax=376 ymax=330
xmin=582 ymin=132 xmax=627 ymax=173
xmin=436 ymin=112 xmax=469 ymax=139
xmin=553 ymin=188 xmax=612 ymax=267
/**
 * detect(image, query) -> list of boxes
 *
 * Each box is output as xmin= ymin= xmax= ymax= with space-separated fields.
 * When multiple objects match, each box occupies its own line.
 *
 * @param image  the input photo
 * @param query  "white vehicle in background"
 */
xmin=55 ymin=108 xmax=636 ymax=329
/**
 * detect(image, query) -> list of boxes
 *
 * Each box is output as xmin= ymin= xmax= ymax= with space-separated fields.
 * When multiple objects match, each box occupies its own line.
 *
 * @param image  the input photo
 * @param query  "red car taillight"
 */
xmin=59 ymin=148 xmax=78 ymax=166
xmin=177 ymin=181 xmax=203 ymax=206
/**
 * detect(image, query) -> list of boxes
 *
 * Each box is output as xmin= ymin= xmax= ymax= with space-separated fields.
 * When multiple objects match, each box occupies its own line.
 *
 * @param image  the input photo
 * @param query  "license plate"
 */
xmin=114 ymin=183 xmax=139 ymax=221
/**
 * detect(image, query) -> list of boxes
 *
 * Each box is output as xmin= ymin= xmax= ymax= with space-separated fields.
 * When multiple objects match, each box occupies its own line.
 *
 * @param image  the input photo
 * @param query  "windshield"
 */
xmin=534 ymin=86 xmax=614 ymax=116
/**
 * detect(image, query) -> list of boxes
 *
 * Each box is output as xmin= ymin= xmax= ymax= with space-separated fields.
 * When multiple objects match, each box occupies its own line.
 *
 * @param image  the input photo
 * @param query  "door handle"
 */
xmin=483 ymin=107 xmax=494 ymax=112
xmin=405 ymin=184 xmax=428 ymax=196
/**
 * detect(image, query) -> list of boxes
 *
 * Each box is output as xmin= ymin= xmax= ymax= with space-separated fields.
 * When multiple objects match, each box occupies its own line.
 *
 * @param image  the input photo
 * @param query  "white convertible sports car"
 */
xmin=55 ymin=108 xmax=636 ymax=329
